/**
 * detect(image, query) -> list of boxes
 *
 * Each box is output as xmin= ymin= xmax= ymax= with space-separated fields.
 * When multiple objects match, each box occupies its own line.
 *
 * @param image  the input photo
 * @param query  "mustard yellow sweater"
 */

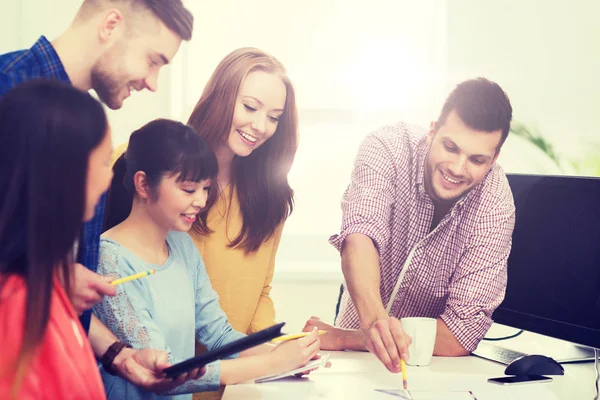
xmin=190 ymin=185 xmax=281 ymax=334
xmin=192 ymin=185 xmax=282 ymax=399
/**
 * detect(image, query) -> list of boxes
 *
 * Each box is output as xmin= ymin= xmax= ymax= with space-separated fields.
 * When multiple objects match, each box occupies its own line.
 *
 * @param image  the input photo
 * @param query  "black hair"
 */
xmin=104 ymin=119 xmax=218 ymax=233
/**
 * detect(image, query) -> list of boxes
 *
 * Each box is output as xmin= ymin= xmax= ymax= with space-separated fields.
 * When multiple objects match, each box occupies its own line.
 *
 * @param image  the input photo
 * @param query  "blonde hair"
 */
xmin=188 ymin=48 xmax=298 ymax=252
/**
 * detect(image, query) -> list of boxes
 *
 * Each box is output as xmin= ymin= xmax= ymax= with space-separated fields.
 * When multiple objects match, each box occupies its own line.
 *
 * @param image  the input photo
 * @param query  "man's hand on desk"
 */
xmin=303 ymin=317 xmax=346 ymax=351
xmin=71 ymin=262 xmax=116 ymax=314
xmin=113 ymin=347 xmax=206 ymax=393
xmin=362 ymin=316 xmax=412 ymax=374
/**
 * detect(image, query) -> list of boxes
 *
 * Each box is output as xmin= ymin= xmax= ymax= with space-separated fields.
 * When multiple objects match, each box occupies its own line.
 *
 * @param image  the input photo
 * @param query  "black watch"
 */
xmin=101 ymin=341 xmax=132 ymax=376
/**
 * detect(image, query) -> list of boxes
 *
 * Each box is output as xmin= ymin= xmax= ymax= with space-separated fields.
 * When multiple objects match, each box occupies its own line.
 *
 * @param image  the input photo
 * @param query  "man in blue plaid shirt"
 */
xmin=0 ymin=0 xmax=204 ymax=392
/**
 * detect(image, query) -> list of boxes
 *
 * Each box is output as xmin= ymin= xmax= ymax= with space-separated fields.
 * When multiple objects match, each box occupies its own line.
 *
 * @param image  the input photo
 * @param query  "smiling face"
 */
xmin=144 ymin=173 xmax=212 ymax=232
xmin=424 ymin=110 xmax=502 ymax=207
xmin=91 ymin=15 xmax=182 ymax=109
xmin=224 ymin=70 xmax=287 ymax=157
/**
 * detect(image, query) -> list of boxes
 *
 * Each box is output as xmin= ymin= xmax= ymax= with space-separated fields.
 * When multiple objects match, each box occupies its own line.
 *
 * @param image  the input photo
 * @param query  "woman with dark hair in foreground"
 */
xmin=0 ymin=80 xmax=113 ymax=399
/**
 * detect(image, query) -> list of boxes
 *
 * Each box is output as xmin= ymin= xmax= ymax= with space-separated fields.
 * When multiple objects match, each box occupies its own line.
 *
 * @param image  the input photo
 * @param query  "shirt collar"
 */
xmin=31 ymin=36 xmax=71 ymax=84
xmin=414 ymin=136 xmax=430 ymax=197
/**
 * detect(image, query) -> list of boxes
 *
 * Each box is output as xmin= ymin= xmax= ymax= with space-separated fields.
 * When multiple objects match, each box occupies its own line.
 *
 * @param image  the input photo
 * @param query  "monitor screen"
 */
xmin=493 ymin=174 xmax=600 ymax=349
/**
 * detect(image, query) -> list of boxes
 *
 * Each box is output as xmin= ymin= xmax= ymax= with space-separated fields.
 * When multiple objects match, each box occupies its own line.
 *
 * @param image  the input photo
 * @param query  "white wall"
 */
xmin=446 ymin=0 xmax=600 ymax=168
xmin=0 ymin=2 xmax=21 ymax=53
xmin=181 ymin=0 xmax=447 ymax=118
xmin=0 ymin=1 xmax=79 ymax=52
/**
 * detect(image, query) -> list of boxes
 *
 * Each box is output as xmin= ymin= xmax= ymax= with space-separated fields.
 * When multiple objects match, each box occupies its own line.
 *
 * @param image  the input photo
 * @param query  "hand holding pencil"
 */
xmin=269 ymin=327 xmax=322 ymax=376
xmin=111 ymin=269 xmax=156 ymax=286
xmin=271 ymin=330 xmax=328 ymax=343
xmin=70 ymin=263 xmax=117 ymax=314
xmin=401 ymin=358 xmax=408 ymax=389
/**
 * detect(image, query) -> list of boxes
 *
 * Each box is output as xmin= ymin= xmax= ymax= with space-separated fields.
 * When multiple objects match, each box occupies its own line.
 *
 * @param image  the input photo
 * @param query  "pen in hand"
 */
xmin=401 ymin=358 xmax=408 ymax=390
xmin=271 ymin=330 xmax=328 ymax=343
xmin=110 ymin=269 xmax=156 ymax=286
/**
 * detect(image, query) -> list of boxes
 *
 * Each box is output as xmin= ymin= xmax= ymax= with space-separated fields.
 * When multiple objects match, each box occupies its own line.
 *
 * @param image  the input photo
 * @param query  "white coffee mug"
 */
xmin=401 ymin=317 xmax=437 ymax=366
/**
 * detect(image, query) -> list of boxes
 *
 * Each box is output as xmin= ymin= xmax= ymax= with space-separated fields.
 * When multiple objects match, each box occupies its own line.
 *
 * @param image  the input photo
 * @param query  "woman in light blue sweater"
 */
xmin=94 ymin=119 xmax=321 ymax=400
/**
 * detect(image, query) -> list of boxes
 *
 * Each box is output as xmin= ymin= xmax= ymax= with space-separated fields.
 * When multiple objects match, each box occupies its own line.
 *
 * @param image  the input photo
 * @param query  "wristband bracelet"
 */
xmin=101 ymin=341 xmax=132 ymax=376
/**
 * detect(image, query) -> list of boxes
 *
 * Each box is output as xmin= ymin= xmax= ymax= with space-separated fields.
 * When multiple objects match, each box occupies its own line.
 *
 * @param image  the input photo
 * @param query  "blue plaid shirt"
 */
xmin=0 ymin=36 xmax=106 ymax=333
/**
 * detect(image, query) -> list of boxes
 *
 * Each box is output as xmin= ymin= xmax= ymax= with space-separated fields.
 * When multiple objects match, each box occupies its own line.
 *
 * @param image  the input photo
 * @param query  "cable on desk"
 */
xmin=594 ymin=348 xmax=599 ymax=400
xmin=482 ymin=329 xmax=524 ymax=341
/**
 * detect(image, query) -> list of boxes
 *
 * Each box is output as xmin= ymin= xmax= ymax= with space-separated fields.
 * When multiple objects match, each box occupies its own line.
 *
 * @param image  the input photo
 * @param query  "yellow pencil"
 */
xmin=110 ymin=269 xmax=156 ymax=286
xmin=271 ymin=330 xmax=328 ymax=343
xmin=401 ymin=359 xmax=408 ymax=390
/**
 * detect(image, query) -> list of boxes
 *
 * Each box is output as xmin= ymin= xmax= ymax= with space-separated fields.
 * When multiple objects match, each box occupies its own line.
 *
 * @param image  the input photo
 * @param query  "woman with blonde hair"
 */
xmin=188 ymin=47 xmax=297 ymax=332
xmin=187 ymin=48 xmax=298 ymax=397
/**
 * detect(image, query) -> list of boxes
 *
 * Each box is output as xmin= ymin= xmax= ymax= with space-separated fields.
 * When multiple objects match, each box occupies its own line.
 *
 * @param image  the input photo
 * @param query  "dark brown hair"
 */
xmin=187 ymin=48 xmax=298 ymax=253
xmin=0 ymin=80 xmax=107 ymax=396
xmin=104 ymin=119 xmax=218 ymax=233
xmin=436 ymin=77 xmax=513 ymax=151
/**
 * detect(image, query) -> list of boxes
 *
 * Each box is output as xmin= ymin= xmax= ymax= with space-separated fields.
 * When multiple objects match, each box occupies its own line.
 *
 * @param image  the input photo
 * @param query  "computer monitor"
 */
xmin=492 ymin=173 xmax=600 ymax=350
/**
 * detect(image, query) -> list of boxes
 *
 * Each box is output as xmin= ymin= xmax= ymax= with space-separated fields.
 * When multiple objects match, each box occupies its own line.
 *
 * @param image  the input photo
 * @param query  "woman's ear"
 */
xmin=133 ymin=171 xmax=151 ymax=199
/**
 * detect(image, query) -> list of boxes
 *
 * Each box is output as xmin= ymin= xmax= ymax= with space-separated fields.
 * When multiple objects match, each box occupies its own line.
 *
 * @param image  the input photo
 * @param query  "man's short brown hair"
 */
xmin=436 ymin=77 xmax=512 ymax=151
xmin=78 ymin=0 xmax=193 ymax=40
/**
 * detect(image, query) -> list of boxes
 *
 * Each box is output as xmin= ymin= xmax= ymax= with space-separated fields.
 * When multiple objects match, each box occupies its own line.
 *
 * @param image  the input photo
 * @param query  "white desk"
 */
xmin=223 ymin=331 xmax=596 ymax=400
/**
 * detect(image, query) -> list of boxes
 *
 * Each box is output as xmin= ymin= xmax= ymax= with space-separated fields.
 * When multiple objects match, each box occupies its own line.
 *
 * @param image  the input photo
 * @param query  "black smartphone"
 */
xmin=163 ymin=322 xmax=285 ymax=378
xmin=488 ymin=375 xmax=553 ymax=385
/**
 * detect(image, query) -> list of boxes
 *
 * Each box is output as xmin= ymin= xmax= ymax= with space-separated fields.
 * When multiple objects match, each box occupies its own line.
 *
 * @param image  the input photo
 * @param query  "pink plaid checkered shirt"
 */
xmin=330 ymin=122 xmax=516 ymax=351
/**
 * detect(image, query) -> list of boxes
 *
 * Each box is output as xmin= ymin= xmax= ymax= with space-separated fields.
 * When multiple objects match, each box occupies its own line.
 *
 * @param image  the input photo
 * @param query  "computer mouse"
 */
xmin=504 ymin=354 xmax=564 ymax=376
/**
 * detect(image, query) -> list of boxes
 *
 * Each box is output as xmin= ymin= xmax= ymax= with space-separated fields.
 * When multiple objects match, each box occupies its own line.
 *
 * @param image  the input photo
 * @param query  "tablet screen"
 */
xmin=163 ymin=322 xmax=286 ymax=378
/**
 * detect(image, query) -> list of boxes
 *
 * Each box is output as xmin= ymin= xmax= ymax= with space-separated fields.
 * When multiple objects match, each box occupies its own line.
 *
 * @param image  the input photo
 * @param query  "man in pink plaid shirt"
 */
xmin=304 ymin=78 xmax=516 ymax=373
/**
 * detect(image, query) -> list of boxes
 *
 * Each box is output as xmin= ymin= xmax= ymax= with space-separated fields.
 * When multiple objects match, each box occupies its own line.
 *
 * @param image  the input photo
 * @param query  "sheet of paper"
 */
xmin=375 ymin=389 xmax=477 ymax=400
xmin=255 ymin=353 xmax=331 ymax=383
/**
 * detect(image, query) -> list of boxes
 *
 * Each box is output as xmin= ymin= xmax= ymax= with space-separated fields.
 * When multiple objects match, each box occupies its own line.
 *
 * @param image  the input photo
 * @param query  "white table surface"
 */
xmin=223 ymin=330 xmax=597 ymax=400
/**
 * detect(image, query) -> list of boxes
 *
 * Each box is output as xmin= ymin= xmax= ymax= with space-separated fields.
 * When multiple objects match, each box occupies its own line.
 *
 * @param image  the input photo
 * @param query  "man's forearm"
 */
xmin=433 ymin=318 xmax=469 ymax=356
xmin=88 ymin=313 xmax=119 ymax=358
xmin=341 ymin=233 xmax=387 ymax=328
xmin=337 ymin=329 xmax=368 ymax=351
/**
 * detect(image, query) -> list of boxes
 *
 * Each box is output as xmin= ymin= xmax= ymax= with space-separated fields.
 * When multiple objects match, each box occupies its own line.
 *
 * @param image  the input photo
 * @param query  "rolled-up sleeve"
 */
xmin=329 ymin=133 xmax=398 ymax=255
xmin=440 ymin=205 xmax=516 ymax=352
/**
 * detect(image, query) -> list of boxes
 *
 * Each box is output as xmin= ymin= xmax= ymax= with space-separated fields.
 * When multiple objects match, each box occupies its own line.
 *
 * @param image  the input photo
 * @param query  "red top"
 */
xmin=0 ymin=275 xmax=106 ymax=400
